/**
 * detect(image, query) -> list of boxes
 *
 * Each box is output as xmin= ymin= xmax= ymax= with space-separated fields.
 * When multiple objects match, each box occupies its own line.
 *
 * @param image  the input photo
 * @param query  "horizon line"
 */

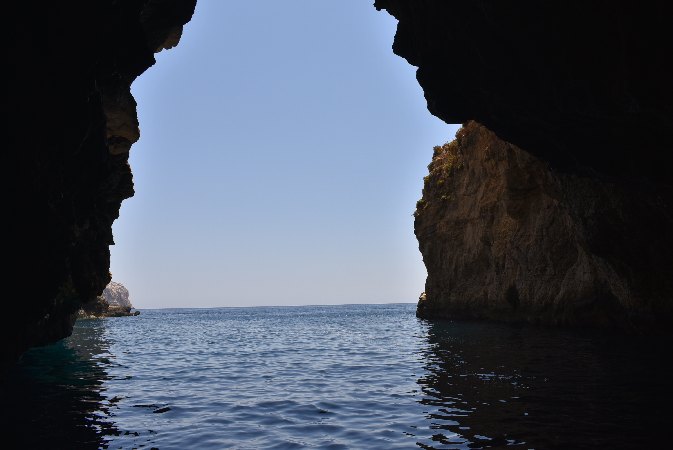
xmin=132 ymin=301 xmax=418 ymax=311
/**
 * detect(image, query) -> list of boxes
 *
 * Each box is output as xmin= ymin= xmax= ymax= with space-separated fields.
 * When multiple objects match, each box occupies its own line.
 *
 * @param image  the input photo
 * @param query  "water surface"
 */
xmin=1 ymin=303 xmax=671 ymax=448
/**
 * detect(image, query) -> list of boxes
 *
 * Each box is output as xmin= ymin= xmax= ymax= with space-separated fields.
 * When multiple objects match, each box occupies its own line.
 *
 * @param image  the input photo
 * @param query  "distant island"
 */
xmin=78 ymin=281 xmax=140 ymax=319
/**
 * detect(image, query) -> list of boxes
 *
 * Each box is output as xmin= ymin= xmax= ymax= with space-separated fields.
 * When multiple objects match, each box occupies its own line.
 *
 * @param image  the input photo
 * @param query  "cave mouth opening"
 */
xmin=8 ymin=0 xmax=464 ymax=370
xmin=109 ymin=1 xmax=460 ymax=310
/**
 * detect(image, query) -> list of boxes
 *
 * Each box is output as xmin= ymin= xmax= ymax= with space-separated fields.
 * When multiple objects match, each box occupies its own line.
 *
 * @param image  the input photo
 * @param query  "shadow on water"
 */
xmin=0 ymin=319 xmax=117 ymax=449
xmin=416 ymin=321 xmax=673 ymax=449
xmin=2 ymin=307 xmax=672 ymax=449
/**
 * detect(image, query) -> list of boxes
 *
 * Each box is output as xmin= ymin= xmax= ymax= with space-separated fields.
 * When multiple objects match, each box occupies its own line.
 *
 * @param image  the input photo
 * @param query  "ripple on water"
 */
xmin=2 ymin=303 xmax=672 ymax=449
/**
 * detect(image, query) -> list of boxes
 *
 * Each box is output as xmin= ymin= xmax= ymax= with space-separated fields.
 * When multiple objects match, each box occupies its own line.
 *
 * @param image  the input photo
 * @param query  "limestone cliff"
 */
xmin=375 ymin=1 xmax=673 ymax=326
xmin=415 ymin=122 xmax=673 ymax=329
xmin=6 ymin=0 xmax=196 ymax=370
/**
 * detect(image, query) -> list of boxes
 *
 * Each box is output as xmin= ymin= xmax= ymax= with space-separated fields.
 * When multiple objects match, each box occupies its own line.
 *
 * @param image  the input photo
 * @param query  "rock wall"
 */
xmin=6 ymin=0 xmax=196 ymax=370
xmin=415 ymin=122 xmax=673 ymax=329
xmin=375 ymin=1 xmax=673 ymax=327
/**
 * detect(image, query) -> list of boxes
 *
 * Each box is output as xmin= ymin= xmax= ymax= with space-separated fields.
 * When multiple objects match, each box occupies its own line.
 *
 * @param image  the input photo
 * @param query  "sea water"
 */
xmin=1 ymin=303 xmax=671 ymax=449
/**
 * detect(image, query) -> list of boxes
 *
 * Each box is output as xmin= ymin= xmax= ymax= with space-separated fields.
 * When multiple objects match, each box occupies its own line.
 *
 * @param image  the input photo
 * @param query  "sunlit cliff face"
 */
xmin=415 ymin=122 xmax=672 ymax=328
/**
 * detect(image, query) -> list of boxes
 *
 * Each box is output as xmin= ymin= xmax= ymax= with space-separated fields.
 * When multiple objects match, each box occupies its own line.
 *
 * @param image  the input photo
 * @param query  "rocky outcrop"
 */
xmin=375 ymin=1 xmax=673 ymax=327
xmin=102 ymin=281 xmax=134 ymax=310
xmin=6 ymin=0 xmax=196 ymax=370
xmin=78 ymin=281 xmax=139 ymax=318
xmin=415 ymin=122 xmax=673 ymax=329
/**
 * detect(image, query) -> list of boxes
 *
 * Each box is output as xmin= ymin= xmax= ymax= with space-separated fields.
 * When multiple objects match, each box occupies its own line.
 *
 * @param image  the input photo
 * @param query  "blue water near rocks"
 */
xmin=2 ymin=303 xmax=671 ymax=449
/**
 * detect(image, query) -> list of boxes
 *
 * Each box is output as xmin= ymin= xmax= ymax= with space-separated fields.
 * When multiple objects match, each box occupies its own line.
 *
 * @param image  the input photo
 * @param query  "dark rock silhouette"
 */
xmin=6 ymin=0 xmax=196 ymax=370
xmin=375 ymin=1 xmax=673 ymax=182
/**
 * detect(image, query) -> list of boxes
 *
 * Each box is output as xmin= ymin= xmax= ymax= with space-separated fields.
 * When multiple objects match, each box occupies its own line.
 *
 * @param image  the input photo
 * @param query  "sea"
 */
xmin=1 ymin=303 xmax=671 ymax=449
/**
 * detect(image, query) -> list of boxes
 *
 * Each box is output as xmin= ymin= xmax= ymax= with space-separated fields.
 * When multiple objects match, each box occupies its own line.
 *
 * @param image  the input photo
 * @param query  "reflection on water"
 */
xmin=0 ymin=319 xmax=117 ymax=449
xmin=417 ymin=321 xmax=673 ymax=449
xmin=1 ymin=305 xmax=672 ymax=449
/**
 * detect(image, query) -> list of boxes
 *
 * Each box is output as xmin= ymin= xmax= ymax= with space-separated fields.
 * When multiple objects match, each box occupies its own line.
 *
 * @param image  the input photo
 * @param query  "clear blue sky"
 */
xmin=110 ymin=0 xmax=459 ymax=308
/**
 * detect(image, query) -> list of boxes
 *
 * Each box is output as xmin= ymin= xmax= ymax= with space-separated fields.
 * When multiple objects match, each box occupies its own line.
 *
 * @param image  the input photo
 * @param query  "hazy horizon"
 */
xmin=110 ymin=0 xmax=459 ymax=308
xmin=131 ymin=301 xmax=419 ymax=311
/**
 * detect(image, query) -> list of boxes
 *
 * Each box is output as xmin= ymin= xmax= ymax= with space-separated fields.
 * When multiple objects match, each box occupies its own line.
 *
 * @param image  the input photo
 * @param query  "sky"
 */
xmin=110 ymin=0 xmax=459 ymax=308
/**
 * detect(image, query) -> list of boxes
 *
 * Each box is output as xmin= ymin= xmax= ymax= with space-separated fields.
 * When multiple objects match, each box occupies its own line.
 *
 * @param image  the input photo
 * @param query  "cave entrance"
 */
xmin=110 ymin=1 xmax=458 ymax=309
